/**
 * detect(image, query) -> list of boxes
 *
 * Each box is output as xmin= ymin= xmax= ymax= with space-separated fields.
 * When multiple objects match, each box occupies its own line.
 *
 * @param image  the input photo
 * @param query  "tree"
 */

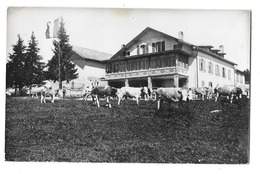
xmin=46 ymin=18 xmax=78 ymax=88
xmin=24 ymin=32 xmax=46 ymax=85
xmin=243 ymin=69 xmax=250 ymax=83
xmin=6 ymin=35 xmax=27 ymax=95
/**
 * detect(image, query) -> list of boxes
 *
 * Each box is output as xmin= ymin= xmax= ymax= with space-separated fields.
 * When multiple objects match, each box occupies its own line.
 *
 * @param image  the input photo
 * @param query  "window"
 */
xmin=209 ymin=82 xmax=213 ymax=87
xmin=173 ymin=43 xmax=183 ymax=50
xmin=156 ymin=42 xmax=162 ymax=52
xmin=140 ymin=58 xmax=149 ymax=70
xmin=177 ymin=55 xmax=188 ymax=69
xmin=208 ymin=62 xmax=213 ymax=74
xmin=228 ymin=70 xmax=231 ymax=80
xmin=162 ymin=41 xmax=165 ymax=51
xmin=126 ymin=51 xmax=130 ymax=56
xmin=153 ymin=41 xmax=165 ymax=53
xmin=222 ymin=67 xmax=226 ymax=78
xmin=146 ymin=43 xmax=149 ymax=54
xmin=152 ymin=43 xmax=156 ymax=53
xmin=236 ymin=73 xmax=239 ymax=82
xmin=200 ymin=59 xmax=206 ymax=72
xmin=106 ymin=63 xmax=112 ymax=73
xmin=151 ymin=57 xmax=161 ymax=68
xmin=202 ymin=81 xmax=205 ymax=87
xmin=215 ymin=64 xmax=220 ymax=76
xmin=140 ymin=44 xmax=146 ymax=55
xmin=137 ymin=45 xmax=140 ymax=55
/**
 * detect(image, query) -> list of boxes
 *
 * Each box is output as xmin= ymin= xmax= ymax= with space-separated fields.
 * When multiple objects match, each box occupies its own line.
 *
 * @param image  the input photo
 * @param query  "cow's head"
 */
xmin=110 ymin=87 xmax=118 ymax=97
xmin=141 ymin=87 xmax=151 ymax=98
xmin=116 ymin=88 xmax=123 ymax=98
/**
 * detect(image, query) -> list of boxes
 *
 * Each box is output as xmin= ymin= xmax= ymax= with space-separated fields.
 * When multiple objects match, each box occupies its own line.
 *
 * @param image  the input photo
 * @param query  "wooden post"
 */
xmin=148 ymin=76 xmax=152 ymax=89
xmin=173 ymin=75 xmax=179 ymax=87
xmin=125 ymin=79 xmax=129 ymax=87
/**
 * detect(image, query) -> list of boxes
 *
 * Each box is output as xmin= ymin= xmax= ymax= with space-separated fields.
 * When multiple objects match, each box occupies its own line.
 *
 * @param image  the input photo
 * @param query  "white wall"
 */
xmin=196 ymin=52 xmax=235 ymax=88
xmin=187 ymin=57 xmax=197 ymax=87
xmin=71 ymin=59 xmax=106 ymax=86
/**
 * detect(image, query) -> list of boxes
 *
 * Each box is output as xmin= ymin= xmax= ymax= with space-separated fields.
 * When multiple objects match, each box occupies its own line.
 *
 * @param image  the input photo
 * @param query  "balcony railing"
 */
xmin=105 ymin=66 xmax=188 ymax=80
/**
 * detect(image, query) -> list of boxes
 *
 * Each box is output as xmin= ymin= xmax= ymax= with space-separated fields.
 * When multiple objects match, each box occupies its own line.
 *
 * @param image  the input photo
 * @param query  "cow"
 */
xmin=141 ymin=87 xmax=152 ymax=100
xmin=82 ymin=86 xmax=94 ymax=101
xmin=6 ymin=88 xmax=15 ymax=96
xmin=40 ymin=86 xmax=56 ymax=103
xmin=117 ymin=87 xmax=148 ymax=105
xmin=238 ymin=85 xmax=250 ymax=99
xmin=214 ymin=85 xmax=243 ymax=103
xmin=88 ymin=86 xmax=118 ymax=108
xmin=27 ymin=84 xmax=45 ymax=98
xmin=190 ymin=87 xmax=212 ymax=100
xmin=156 ymin=87 xmax=192 ymax=110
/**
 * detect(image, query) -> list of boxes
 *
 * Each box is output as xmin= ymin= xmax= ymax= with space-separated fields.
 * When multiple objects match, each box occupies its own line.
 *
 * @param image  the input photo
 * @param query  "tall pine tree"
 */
xmin=6 ymin=35 xmax=27 ymax=95
xmin=46 ymin=18 xmax=78 ymax=88
xmin=25 ymin=32 xmax=46 ymax=85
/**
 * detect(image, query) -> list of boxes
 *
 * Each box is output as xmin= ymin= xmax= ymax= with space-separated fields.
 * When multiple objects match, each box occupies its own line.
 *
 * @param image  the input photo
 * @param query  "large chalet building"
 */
xmin=103 ymin=27 xmax=245 ymax=89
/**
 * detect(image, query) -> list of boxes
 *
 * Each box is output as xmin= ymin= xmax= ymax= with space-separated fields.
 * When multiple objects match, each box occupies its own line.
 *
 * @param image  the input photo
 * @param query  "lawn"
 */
xmin=5 ymin=97 xmax=250 ymax=163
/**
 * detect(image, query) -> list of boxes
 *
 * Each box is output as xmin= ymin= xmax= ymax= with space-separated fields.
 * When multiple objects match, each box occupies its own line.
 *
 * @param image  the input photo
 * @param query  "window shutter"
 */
xmin=162 ymin=41 xmax=165 ymax=51
xmin=146 ymin=44 xmax=149 ymax=54
xmin=152 ymin=43 xmax=156 ymax=53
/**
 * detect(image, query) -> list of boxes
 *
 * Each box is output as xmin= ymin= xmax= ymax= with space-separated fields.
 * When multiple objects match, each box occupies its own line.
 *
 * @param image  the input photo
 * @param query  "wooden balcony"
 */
xmin=105 ymin=66 xmax=188 ymax=80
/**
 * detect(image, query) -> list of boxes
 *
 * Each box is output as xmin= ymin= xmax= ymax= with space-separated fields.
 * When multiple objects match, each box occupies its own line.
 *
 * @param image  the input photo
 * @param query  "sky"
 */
xmin=6 ymin=8 xmax=250 ymax=71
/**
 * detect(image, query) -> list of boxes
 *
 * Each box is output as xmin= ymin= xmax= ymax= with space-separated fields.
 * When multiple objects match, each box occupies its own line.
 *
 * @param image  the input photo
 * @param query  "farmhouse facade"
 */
xmin=69 ymin=45 xmax=111 ymax=87
xmin=104 ymin=27 xmax=245 ymax=89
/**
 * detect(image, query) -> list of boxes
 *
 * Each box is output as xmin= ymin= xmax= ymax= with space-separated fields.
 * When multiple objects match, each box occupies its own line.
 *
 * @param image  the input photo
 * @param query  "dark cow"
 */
xmin=156 ymin=87 xmax=192 ymax=110
xmin=214 ymin=85 xmax=243 ymax=103
xmin=141 ymin=87 xmax=152 ymax=100
xmin=89 ymin=86 xmax=118 ymax=108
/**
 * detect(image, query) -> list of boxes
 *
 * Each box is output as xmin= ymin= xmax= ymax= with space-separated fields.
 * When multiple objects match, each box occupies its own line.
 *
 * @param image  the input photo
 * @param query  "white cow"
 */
xmin=214 ymin=85 xmax=243 ymax=103
xmin=40 ymin=86 xmax=56 ymax=103
xmin=27 ymin=84 xmax=45 ymax=98
xmin=156 ymin=87 xmax=192 ymax=110
xmin=82 ymin=85 xmax=94 ymax=101
xmin=117 ymin=87 xmax=147 ymax=105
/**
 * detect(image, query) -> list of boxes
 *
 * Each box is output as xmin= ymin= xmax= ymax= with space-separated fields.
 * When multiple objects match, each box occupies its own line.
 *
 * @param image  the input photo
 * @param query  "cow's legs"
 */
xmin=96 ymin=95 xmax=100 ymax=107
xmin=106 ymin=96 xmax=111 ymax=108
xmin=215 ymin=92 xmax=219 ymax=102
xmin=118 ymin=96 xmax=121 ymax=105
xmin=230 ymin=94 xmax=234 ymax=104
xmin=40 ymin=94 xmax=46 ymax=103
xmin=135 ymin=96 xmax=139 ymax=105
xmin=157 ymin=99 xmax=161 ymax=110
xmin=51 ymin=94 xmax=55 ymax=103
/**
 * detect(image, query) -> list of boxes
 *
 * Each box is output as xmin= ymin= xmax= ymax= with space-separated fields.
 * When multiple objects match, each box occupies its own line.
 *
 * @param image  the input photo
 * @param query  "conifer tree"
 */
xmin=25 ymin=32 xmax=46 ymax=85
xmin=6 ymin=35 xmax=27 ymax=95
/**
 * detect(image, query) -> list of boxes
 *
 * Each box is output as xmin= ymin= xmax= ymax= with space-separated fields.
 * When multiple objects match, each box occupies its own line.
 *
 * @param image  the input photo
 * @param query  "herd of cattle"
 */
xmin=6 ymin=83 xmax=250 ymax=110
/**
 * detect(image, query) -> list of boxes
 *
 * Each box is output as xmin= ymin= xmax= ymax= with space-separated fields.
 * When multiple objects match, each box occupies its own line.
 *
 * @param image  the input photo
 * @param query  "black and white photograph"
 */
xmin=2 ymin=0 xmax=259 ymax=173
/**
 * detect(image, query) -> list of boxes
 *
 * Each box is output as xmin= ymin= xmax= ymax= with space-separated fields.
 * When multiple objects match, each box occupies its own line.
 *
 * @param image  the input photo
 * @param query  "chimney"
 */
xmin=121 ymin=44 xmax=125 ymax=48
xmin=219 ymin=45 xmax=224 ymax=53
xmin=178 ymin=31 xmax=183 ymax=40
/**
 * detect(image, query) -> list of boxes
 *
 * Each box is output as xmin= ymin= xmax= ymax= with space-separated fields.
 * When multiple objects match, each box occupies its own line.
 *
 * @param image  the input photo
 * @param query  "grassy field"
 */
xmin=5 ymin=96 xmax=249 ymax=163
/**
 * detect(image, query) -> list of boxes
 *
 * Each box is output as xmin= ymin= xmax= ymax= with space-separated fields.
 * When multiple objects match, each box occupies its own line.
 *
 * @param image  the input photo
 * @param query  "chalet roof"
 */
xmin=111 ymin=27 xmax=193 ymax=59
xmin=111 ymin=27 xmax=237 ymax=66
xmin=70 ymin=45 xmax=112 ymax=62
